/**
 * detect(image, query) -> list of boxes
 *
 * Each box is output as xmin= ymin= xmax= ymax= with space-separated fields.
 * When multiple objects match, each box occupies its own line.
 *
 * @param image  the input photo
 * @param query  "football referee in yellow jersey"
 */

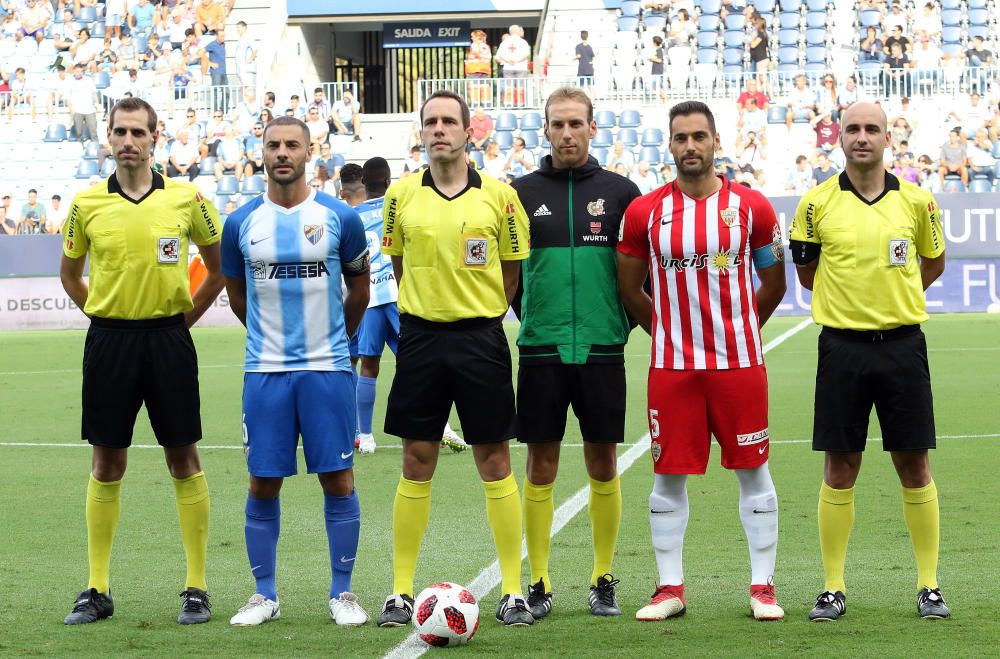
xmin=789 ymin=102 xmax=949 ymax=622
xmin=60 ymin=98 xmax=224 ymax=626
xmin=375 ymin=90 xmax=534 ymax=627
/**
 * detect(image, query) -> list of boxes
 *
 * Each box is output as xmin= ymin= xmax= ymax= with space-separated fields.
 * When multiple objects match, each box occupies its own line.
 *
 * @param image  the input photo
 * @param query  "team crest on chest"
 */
xmin=304 ymin=224 xmax=324 ymax=245
xmin=587 ymin=198 xmax=605 ymax=216
xmin=720 ymin=208 xmax=739 ymax=228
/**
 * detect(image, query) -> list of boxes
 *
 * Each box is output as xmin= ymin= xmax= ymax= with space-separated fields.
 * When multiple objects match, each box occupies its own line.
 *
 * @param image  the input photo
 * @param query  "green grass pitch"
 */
xmin=1 ymin=314 xmax=998 ymax=657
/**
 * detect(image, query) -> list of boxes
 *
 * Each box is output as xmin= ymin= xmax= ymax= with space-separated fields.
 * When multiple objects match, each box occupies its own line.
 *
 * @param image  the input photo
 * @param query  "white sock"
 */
xmin=735 ymin=463 xmax=779 ymax=586
xmin=649 ymin=473 xmax=689 ymax=586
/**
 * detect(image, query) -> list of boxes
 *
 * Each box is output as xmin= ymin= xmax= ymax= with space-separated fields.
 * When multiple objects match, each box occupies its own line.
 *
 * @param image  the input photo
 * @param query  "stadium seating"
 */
xmin=44 ymin=124 xmax=67 ymax=143
xmin=697 ymin=15 xmax=721 ymax=32
xmin=199 ymin=156 xmax=218 ymax=173
xmin=496 ymin=112 xmax=518 ymax=131
xmin=521 ymin=131 xmax=540 ymax=149
xmin=469 ymin=150 xmax=484 ymax=169
xmin=618 ymin=128 xmax=638 ymax=148
xmin=595 ymin=110 xmax=616 ymax=129
xmin=640 ymin=128 xmax=663 ymax=147
xmin=216 ymin=176 xmax=239 ymax=196
xmin=592 ymin=128 xmax=613 ymax=148
xmin=619 ymin=109 xmax=641 ymax=128
xmin=75 ymin=161 xmax=99 ymax=179
xmin=494 ymin=131 xmax=514 ymax=150
xmin=520 ymin=112 xmax=543 ymax=131
xmin=240 ymin=176 xmax=266 ymax=195
xmin=639 ymin=146 xmax=661 ymax=165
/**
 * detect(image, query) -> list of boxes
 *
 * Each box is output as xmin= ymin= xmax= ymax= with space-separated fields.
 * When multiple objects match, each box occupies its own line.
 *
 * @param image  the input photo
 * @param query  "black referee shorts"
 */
xmin=384 ymin=314 xmax=516 ymax=445
xmin=813 ymin=325 xmax=935 ymax=453
xmin=516 ymin=363 xmax=626 ymax=444
xmin=82 ymin=314 xmax=203 ymax=449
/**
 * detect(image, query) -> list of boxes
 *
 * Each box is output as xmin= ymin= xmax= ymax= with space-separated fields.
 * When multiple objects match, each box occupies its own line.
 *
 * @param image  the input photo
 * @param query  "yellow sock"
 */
xmin=483 ymin=474 xmax=523 ymax=596
xmin=589 ymin=475 xmax=622 ymax=586
xmin=392 ymin=476 xmax=432 ymax=596
xmin=173 ymin=471 xmax=210 ymax=591
xmin=524 ymin=480 xmax=554 ymax=591
xmin=86 ymin=474 xmax=122 ymax=593
xmin=902 ymin=481 xmax=939 ymax=590
xmin=818 ymin=481 xmax=855 ymax=594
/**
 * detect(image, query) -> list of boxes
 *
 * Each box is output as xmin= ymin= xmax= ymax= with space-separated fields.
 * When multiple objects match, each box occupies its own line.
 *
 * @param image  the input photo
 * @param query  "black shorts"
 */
xmin=384 ymin=315 xmax=515 ymax=444
xmin=247 ymin=161 xmax=264 ymax=175
xmin=82 ymin=314 xmax=203 ymax=448
xmin=516 ymin=362 xmax=626 ymax=443
xmin=813 ymin=325 xmax=935 ymax=453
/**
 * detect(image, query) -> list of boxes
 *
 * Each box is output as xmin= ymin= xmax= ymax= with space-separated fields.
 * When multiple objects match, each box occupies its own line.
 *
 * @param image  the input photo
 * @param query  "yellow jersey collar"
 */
xmin=108 ymin=169 xmax=165 ymax=205
xmin=838 ymin=170 xmax=900 ymax=206
xmin=421 ymin=166 xmax=482 ymax=201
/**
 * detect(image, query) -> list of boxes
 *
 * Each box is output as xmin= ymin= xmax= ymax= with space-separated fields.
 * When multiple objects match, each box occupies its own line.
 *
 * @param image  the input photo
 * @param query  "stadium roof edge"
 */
xmin=290 ymin=11 xmax=541 ymax=24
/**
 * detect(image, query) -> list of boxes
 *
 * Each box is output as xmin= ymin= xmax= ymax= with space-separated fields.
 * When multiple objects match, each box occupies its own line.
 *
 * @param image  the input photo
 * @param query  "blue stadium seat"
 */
xmin=540 ymin=133 xmax=550 ymax=150
xmin=595 ymin=110 xmax=616 ymax=129
xmin=857 ymin=60 xmax=883 ymax=87
xmin=100 ymin=159 xmax=116 ymax=176
xmin=722 ymin=48 xmax=744 ymax=66
xmin=778 ymin=28 xmax=799 ymax=46
xmin=781 ymin=0 xmax=805 ymax=10
xmin=968 ymin=8 xmax=989 ymax=25
xmin=696 ymin=48 xmax=718 ymax=64
xmin=469 ymin=150 xmax=484 ymax=169
xmin=617 ymin=16 xmax=639 ymax=32
xmin=620 ymin=0 xmax=641 ymax=17
xmin=992 ymin=142 xmax=1000 ymax=159
xmin=778 ymin=46 xmax=799 ymax=64
xmin=968 ymin=25 xmax=990 ymax=39
xmin=644 ymin=14 xmax=667 ymax=31
xmin=767 ymin=106 xmax=788 ymax=124
xmin=752 ymin=0 xmax=776 ymax=12
xmin=216 ymin=176 xmax=239 ymax=196
xmin=940 ymin=9 xmax=961 ymax=26
xmin=521 ymin=131 xmax=539 ymax=150
xmin=641 ymin=128 xmax=663 ymax=147
xmin=617 ymin=128 xmax=638 ymax=148
xmin=941 ymin=26 xmax=962 ymax=43
xmin=44 ymin=123 xmax=67 ymax=142
xmin=941 ymin=43 xmax=963 ymax=58
xmin=697 ymin=31 xmax=718 ymax=49
xmin=494 ymin=130 xmax=514 ymax=150
xmin=805 ymin=29 xmax=825 ymax=46
xmin=134 ymin=34 xmax=148 ymax=53
xmin=520 ymin=111 xmax=542 ymax=131
xmin=701 ymin=0 xmax=723 ymax=14
xmin=496 ymin=112 xmax=518 ymax=131
xmin=968 ymin=0 xmax=987 ymax=8
xmin=697 ymin=15 xmax=721 ymax=31
xmin=778 ymin=12 xmax=799 ymax=30
xmin=639 ymin=146 xmax=661 ymax=165
xmin=76 ymin=160 xmax=100 ymax=178
xmin=591 ymin=147 xmax=609 ymax=166
xmin=724 ymin=14 xmax=746 ymax=30
xmin=723 ymin=30 xmax=745 ymax=48
xmin=860 ymin=10 xmax=881 ymax=28
xmin=806 ymin=45 xmax=826 ymax=63
xmin=90 ymin=21 xmax=106 ymax=38
xmin=83 ymin=141 xmax=100 ymax=160
xmin=619 ymin=109 xmax=641 ymax=128
xmin=77 ymin=6 xmax=97 ymax=22
xmin=994 ymin=161 xmax=1000 ymax=179
xmin=806 ymin=0 xmax=827 ymax=10
xmin=199 ymin=156 xmax=217 ymax=173
xmin=662 ymin=148 xmax=675 ymax=165
xmin=592 ymin=129 xmax=613 ymax=148
xmin=241 ymin=175 xmax=266 ymax=195
xmin=939 ymin=0 xmax=960 ymax=9
xmin=805 ymin=11 xmax=826 ymax=29
xmin=92 ymin=71 xmax=110 ymax=89
xmin=942 ymin=178 xmax=966 ymax=193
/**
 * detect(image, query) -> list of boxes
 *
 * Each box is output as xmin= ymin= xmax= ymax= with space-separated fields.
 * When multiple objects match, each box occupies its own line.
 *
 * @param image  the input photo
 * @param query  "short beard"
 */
xmin=264 ymin=159 xmax=306 ymax=185
xmin=675 ymin=156 xmax=714 ymax=179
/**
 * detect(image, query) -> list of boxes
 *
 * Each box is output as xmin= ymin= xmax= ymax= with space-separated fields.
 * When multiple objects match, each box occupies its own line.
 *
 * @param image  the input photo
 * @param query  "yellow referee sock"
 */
xmin=589 ymin=475 xmax=621 ymax=586
xmin=818 ymin=481 xmax=855 ymax=594
xmin=392 ymin=476 xmax=432 ymax=597
xmin=524 ymin=480 xmax=554 ymax=591
xmin=483 ymin=474 xmax=523 ymax=596
xmin=902 ymin=481 xmax=940 ymax=590
xmin=86 ymin=474 xmax=121 ymax=594
xmin=173 ymin=472 xmax=210 ymax=591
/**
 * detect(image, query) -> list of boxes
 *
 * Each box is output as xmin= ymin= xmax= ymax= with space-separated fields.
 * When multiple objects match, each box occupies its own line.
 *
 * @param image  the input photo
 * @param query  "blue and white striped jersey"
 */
xmin=221 ymin=191 xmax=369 ymax=372
xmin=355 ymin=196 xmax=398 ymax=307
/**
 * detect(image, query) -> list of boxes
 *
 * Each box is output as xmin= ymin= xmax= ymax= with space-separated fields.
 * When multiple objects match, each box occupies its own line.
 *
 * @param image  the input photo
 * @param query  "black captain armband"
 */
xmin=789 ymin=240 xmax=821 ymax=265
xmin=343 ymin=250 xmax=371 ymax=276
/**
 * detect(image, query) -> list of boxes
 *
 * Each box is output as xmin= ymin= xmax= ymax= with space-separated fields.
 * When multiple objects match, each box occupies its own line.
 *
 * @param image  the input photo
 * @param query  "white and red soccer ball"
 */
xmin=413 ymin=582 xmax=480 ymax=647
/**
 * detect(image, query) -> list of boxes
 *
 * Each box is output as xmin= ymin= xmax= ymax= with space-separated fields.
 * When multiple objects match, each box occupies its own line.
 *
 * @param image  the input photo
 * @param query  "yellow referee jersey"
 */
xmin=62 ymin=172 xmax=222 ymax=319
xmin=382 ymin=168 xmax=530 ymax=322
xmin=790 ymin=171 xmax=944 ymax=330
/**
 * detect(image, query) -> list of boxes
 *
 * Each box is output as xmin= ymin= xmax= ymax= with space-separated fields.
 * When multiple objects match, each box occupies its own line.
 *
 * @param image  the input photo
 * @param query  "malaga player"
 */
xmin=376 ymin=90 xmax=533 ymax=627
xmin=60 ymin=97 xmax=223 ymax=625
xmin=510 ymin=87 xmax=641 ymax=619
xmin=790 ymin=101 xmax=950 ymax=621
xmin=617 ymin=101 xmax=787 ymax=622
xmin=221 ymin=116 xmax=372 ymax=627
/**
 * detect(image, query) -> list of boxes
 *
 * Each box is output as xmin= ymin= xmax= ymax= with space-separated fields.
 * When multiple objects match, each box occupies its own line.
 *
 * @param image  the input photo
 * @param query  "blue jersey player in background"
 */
xmin=220 ymin=117 xmax=372 ymax=627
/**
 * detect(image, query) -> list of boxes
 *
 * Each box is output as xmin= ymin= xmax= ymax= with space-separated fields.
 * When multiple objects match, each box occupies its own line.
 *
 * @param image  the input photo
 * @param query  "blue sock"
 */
xmin=351 ymin=364 xmax=360 ymax=435
xmin=325 ymin=490 xmax=361 ymax=599
xmin=356 ymin=376 xmax=377 ymax=435
xmin=245 ymin=494 xmax=280 ymax=601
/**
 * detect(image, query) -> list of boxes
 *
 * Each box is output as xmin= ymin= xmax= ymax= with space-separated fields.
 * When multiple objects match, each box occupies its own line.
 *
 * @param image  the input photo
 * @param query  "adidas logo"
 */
xmin=533 ymin=204 xmax=552 ymax=217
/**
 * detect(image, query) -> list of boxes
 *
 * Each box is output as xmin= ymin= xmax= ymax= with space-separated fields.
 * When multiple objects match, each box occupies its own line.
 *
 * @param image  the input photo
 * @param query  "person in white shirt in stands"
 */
xmin=401 ymin=146 xmax=426 ymax=178
xmin=736 ymin=96 xmax=767 ymax=151
xmin=305 ymin=105 xmax=330 ymax=146
xmin=48 ymin=194 xmax=68 ymax=234
xmin=910 ymin=31 xmax=942 ymax=90
xmin=911 ymin=2 xmax=941 ymax=43
xmin=499 ymin=24 xmax=531 ymax=79
xmin=168 ymin=128 xmax=202 ymax=180
xmin=235 ymin=20 xmax=258 ymax=90
xmin=948 ymin=91 xmax=991 ymax=139
xmin=214 ymin=125 xmax=245 ymax=181
xmin=629 ymin=160 xmax=659 ymax=194
xmin=504 ymin=136 xmax=536 ymax=179
xmin=785 ymin=74 xmax=818 ymax=127
xmin=67 ymin=63 xmax=99 ymax=143
xmin=606 ymin=140 xmax=635 ymax=174
xmin=967 ymin=128 xmax=996 ymax=182
xmin=482 ymin=140 xmax=507 ymax=180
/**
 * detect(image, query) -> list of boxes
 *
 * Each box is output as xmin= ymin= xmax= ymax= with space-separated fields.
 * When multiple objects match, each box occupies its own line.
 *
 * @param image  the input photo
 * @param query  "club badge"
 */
xmin=720 ymin=208 xmax=738 ymax=228
xmin=304 ymin=224 xmax=324 ymax=245
xmin=650 ymin=441 xmax=662 ymax=462
xmin=587 ymin=198 xmax=605 ymax=216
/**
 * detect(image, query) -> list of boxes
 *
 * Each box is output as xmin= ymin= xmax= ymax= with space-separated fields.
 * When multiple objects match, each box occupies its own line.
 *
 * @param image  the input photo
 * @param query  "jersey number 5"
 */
xmin=649 ymin=409 xmax=660 ymax=439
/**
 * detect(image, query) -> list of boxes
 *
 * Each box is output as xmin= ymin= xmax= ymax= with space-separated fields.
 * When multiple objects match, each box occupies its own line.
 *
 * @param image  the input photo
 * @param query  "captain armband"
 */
xmin=789 ymin=240 xmax=821 ymax=265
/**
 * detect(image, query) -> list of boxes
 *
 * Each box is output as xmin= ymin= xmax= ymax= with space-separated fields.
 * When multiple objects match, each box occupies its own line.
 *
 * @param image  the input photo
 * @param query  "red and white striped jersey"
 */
xmin=618 ymin=177 xmax=780 ymax=370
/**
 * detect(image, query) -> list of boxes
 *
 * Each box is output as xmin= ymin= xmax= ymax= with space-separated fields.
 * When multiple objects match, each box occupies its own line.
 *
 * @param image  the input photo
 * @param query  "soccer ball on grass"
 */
xmin=413 ymin=582 xmax=480 ymax=647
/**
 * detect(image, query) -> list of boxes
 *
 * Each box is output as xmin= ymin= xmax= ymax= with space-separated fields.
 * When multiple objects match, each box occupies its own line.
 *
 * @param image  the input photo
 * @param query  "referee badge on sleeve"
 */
xmin=889 ymin=239 xmax=908 ymax=266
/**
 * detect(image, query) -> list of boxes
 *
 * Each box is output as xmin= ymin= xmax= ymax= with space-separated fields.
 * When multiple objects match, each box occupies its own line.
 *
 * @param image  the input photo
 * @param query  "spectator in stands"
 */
xmin=965 ymin=36 xmax=993 ymax=95
xmin=464 ymin=29 xmax=492 ymax=91
xmin=153 ymin=132 xmax=171 ymax=171
xmin=613 ymin=163 xmax=629 ymax=178
xmin=70 ymin=27 xmax=100 ymax=72
xmin=116 ymin=33 xmax=140 ymax=72
xmin=482 ymin=140 xmax=506 ymax=180
xmin=736 ymin=96 xmax=767 ymax=151
xmin=53 ymin=9 xmax=77 ymax=52
xmin=882 ymin=1 xmax=908 ymax=36
xmin=313 ymin=141 xmax=339 ymax=181
xmin=18 ymin=0 xmax=50 ymax=43
xmin=949 ymin=91 xmax=991 ymax=139
xmin=917 ymin=154 xmax=942 ymax=193
xmin=129 ymin=0 xmax=156 ymax=37
xmin=0 ymin=206 xmax=14 ymax=236
xmin=606 ymin=140 xmax=635 ymax=174
xmin=910 ymin=31 xmax=942 ymax=90
xmin=659 ymin=163 xmax=674 ymax=184
xmin=737 ymin=78 xmax=769 ymax=111
xmin=889 ymin=115 xmax=912 ymax=146
xmin=305 ymin=105 xmax=329 ymax=145
xmin=331 ymin=89 xmax=362 ymax=142
xmin=786 ymin=155 xmax=813 ymax=194
xmin=647 ymin=35 xmax=664 ymax=98
xmin=837 ymin=75 xmax=860 ymax=116
xmin=286 ymin=94 xmax=305 ymax=120
xmin=504 ymin=136 xmax=535 ymax=178
xmin=469 ymin=105 xmax=494 ymax=151
xmin=735 ymin=131 xmax=765 ymax=175
xmin=167 ymin=10 xmax=190 ymax=51
xmin=812 ymin=151 xmax=839 ymax=186
xmin=138 ymin=33 xmax=162 ymax=70
xmin=892 ymin=151 xmax=920 ymax=184
xmin=912 ymin=3 xmax=941 ymax=42
xmin=812 ymin=112 xmax=840 ymax=154
xmin=205 ymin=108 xmax=229 ymax=151
xmin=214 ymin=125 xmax=244 ymax=182
xmin=95 ymin=36 xmax=119 ymax=73
xmin=103 ymin=0 xmax=125 ymax=40
xmin=967 ymin=129 xmax=996 ymax=182
xmin=859 ymin=26 xmax=884 ymax=64
xmin=168 ymin=128 xmax=201 ymax=180
xmin=315 ymin=163 xmax=338 ymax=195
xmin=815 ymin=75 xmax=838 ymax=117
xmin=17 ymin=188 xmax=47 ymax=234
xmin=401 ymin=145 xmax=426 ymax=178
xmin=883 ymin=42 xmax=912 ymax=97
xmin=172 ymin=62 xmax=196 ymax=101
xmin=234 ymin=86 xmax=260 ymax=132
xmin=747 ymin=13 xmax=769 ymax=73
xmin=235 ymin=21 xmax=258 ymax=90
xmin=259 ymin=107 xmax=274 ymax=126
xmin=195 ymin=0 xmax=225 ymax=37
xmin=630 ymin=160 xmax=659 ymax=194
xmin=938 ymin=128 xmax=968 ymax=187
xmin=67 ymin=63 xmax=98 ymax=143
xmin=201 ymin=28 xmax=228 ymax=107
xmin=667 ymin=9 xmax=694 ymax=49
xmin=576 ymin=30 xmax=595 ymax=88
xmin=7 ymin=66 xmax=34 ymax=119
xmin=883 ymin=25 xmax=910 ymax=58
xmin=309 ymin=86 xmax=332 ymax=126
xmin=713 ymin=145 xmax=737 ymax=182
xmin=786 ymin=75 xmax=818 ymax=128
xmin=985 ymin=102 xmax=1000 ymax=143
xmin=499 ymin=24 xmax=531 ymax=79
xmin=243 ymin=121 xmax=265 ymax=178
xmin=1 ymin=10 xmax=19 ymax=39
xmin=180 ymin=107 xmax=207 ymax=144
xmin=48 ymin=194 xmax=67 ymax=234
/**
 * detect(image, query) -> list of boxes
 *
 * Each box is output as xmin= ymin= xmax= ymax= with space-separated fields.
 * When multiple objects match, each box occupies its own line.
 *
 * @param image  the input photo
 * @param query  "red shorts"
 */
xmin=647 ymin=365 xmax=769 ymax=474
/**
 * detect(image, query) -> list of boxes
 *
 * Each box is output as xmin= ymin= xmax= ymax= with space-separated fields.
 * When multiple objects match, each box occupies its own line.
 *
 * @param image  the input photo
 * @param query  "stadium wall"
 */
xmin=3 ymin=194 xmax=1000 ymax=330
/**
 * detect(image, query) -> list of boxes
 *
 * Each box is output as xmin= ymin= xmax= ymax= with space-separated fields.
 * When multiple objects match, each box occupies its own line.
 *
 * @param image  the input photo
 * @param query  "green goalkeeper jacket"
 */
xmin=511 ymin=155 xmax=641 ymax=365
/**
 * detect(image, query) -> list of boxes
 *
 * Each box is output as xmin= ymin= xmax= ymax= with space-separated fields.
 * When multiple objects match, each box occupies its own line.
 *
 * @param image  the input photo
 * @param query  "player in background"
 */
xmin=376 ymin=90 xmax=533 ymax=628
xmin=340 ymin=163 xmax=365 ymax=378
xmin=510 ymin=87 xmax=641 ymax=619
xmin=221 ymin=116 xmax=372 ymax=627
xmin=790 ymin=101 xmax=950 ymax=622
xmin=617 ymin=101 xmax=787 ymax=622
xmin=61 ymin=97 xmax=223 ymax=626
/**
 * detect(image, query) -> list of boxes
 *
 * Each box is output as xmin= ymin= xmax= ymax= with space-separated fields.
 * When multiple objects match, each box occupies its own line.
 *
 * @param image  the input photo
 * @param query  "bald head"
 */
xmin=841 ymin=101 xmax=887 ymax=131
xmin=840 ymin=101 xmax=890 ymax=170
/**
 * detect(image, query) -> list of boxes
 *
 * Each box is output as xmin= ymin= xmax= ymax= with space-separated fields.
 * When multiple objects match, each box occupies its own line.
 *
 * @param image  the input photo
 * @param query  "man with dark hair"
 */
xmin=618 ymin=100 xmax=787 ymax=622
xmin=575 ymin=31 xmax=595 ymax=88
xmin=338 ymin=163 xmax=365 ymax=207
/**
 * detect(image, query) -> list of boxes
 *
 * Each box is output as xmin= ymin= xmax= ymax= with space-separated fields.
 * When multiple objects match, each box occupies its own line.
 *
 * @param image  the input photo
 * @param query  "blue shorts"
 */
xmin=349 ymin=333 xmax=360 ymax=359
xmin=359 ymin=302 xmax=399 ymax=357
xmin=242 ymin=371 xmax=357 ymax=477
